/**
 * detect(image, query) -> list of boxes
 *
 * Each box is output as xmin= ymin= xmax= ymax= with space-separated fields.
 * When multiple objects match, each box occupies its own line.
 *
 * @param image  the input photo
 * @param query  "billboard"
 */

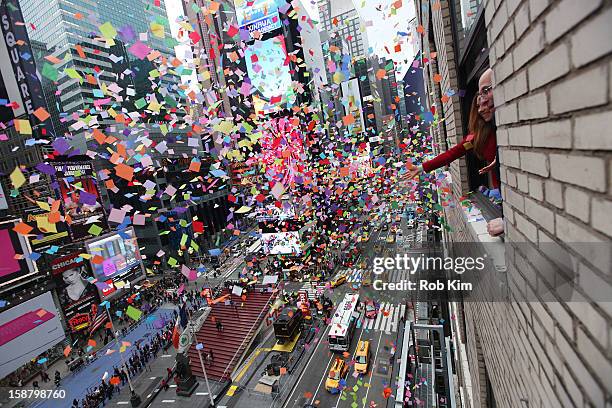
xmin=0 ymin=219 xmax=38 ymax=290
xmin=26 ymin=206 xmax=71 ymax=250
xmin=50 ymin=252 xmax=100 ymax=332
xmin=85 ymin=227 xmax=145 ymax=300
xmin=0 ymin=182 xmax=7 ymax=210
xmin=261 ymin=231 xmax=301 ymax=255
xmin=234 ymin=0 xmax=282 ymax=36
xmin=245 ymin=35 xmax=296 ymax=114
xmin=0 ymin=0 xmax=54 ymax=134
xmin=52 ymin=160 xmax=108 ymax=241
xmin=341 ymin=77 xmax=365 ymax=134
xmin=0 ymin=291 xmax=65 ymax=379
xmin=259 ymin=218 xmax=301 ymax=255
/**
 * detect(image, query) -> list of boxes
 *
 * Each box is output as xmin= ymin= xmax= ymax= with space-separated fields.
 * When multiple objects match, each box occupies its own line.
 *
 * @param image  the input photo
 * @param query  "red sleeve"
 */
xmin=422 ymin=137 xmax=469 ymax=173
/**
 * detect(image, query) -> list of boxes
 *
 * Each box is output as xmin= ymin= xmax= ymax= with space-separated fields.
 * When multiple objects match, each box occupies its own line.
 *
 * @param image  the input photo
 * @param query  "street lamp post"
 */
xmin=191 ymin=325 xmax=215 ymax=407
xmin=105 ymin=307 xmax=142 ymax=407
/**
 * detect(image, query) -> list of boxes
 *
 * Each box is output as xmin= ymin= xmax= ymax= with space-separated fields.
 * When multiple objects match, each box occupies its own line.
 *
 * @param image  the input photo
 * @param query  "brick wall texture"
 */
xmin=416 ymin=0 xmax=612 ymax=407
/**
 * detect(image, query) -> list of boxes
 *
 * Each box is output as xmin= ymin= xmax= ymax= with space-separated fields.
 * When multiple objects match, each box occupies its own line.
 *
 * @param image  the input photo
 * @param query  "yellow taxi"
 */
xmin=361 ymin=270 xmax=372 ymax=287
xmin=354 ymin=340 xmax=370 ymax=374
xmin=330 ymin=275 xmax=347 ymax=288
xmin=325 ymin=358 xmax=349 ymax=391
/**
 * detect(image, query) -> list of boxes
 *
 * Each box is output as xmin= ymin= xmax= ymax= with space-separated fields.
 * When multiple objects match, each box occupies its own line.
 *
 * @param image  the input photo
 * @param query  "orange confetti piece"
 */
xmin=33 ymin=107 xmax=50 ymax=121
xmin=13 ymin=222 xmax=33 ymax=235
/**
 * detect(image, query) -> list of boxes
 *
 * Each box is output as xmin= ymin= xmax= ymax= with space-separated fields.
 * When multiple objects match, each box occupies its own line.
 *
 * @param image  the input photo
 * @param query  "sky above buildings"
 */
xmin=166 ymin=0 xmax=417 ymax=78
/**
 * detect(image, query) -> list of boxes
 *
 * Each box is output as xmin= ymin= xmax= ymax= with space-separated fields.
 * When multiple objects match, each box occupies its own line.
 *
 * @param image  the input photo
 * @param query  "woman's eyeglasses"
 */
xmin=478 ymin=85 xmax=493 ymax=97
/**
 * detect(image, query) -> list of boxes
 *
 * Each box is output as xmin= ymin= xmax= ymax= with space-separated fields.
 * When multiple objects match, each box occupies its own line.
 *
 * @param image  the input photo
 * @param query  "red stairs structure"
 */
xmin=188 ymin=287 xmax=274 ymax=381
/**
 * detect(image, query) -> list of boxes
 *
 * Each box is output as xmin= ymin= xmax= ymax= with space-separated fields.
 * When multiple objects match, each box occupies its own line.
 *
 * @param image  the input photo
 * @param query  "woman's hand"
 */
xmin=404 ymin=164 xmax=423 ymax=179
xmin=487 ymin=217 xmax=504 ymax=237
xmin=478 ymin=158 xmax=497 ymax=175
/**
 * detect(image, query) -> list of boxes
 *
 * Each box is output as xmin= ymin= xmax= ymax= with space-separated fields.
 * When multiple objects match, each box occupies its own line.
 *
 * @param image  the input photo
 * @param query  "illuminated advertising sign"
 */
xmin=245 ymin=35 xmax=296 ymax=114
xmin=261 ymin=232 xmax=301 ymax=255
xmin=0 ymin=0 xmax=54 ymax=135
xmin=0 ymin=183 xmax=7 ymax=210
xmin=0 ymin=219 xmax=38 ymax=289
xmin=0 ymin=291 xmax=65 ymax=379
xmin=52 ymin=160 xmax=108 ymax=241
xmin=50 ymin=252 xmax=99 ymax=333
xmin=26 ymin=207 xmax=71 ymax=249
xmin=85 ymin=227 xmax=145 ymax=300
xmin=234 ymin=0 xmax=282 ymax=36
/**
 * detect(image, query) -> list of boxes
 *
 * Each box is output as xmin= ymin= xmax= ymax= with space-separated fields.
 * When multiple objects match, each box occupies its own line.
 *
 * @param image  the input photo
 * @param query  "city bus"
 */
xmin=328 ymin=293 xmax=361 ymax=352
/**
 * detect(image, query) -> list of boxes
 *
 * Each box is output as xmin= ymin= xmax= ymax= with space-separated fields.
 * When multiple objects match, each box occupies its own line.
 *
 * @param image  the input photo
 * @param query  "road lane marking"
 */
xmin=362 ymin=331 xmax=384 ymax=408
xmin=373 ymin=302 xmax=386 ymax=330
xmin=310 ymin=352 xmax=335 ymax=404
xmin=385 ymin=304 xmax=397 ymax=334
xmin=334 ymin=316 xmax=366 ymax=408
xmin=283 ymin=324 xmax=331 ymax=408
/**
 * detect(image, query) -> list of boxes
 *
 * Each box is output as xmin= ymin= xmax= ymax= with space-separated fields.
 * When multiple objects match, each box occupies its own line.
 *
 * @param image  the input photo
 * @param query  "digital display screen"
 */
xmin=0 ymin=220 xmax=38 ymax=288
xmin=52 ymin=160 xmax=108 ymax=241
xmin=0 ymin=292 xmax=65 ymax=379
xmin=261 ymin=231 xmax=301 ymax=255
xmin=85 ymin=227 xmax=144 ymax=299
xmin=234 ymin=0 xmax=283 ymax=36
xmin=245 ymin=35 xmax=296 ymax=114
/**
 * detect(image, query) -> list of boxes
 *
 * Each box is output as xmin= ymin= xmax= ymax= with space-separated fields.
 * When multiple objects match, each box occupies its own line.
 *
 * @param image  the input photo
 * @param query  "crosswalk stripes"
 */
xmin=299 ymin=281 xmax=327 ymax=300
xmin=346 ymin=269 xmax=362 ymax=283
xmin=362 ymin=303 xmax=406 ymax=334
xmin=333 ymin=269 xmax=363 ymax=283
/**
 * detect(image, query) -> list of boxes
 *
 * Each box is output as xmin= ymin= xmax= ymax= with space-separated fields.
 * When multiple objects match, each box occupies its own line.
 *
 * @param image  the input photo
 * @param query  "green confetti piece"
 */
xmin=42 ymin=63 xmax=58 ymax=81
xmin=126 ymin=305 xmax=142 ymax=321
xmin=134 ymin=98 xmax=147 ymax=109
xmin=88 ymin=224 xmax=103 ymax=236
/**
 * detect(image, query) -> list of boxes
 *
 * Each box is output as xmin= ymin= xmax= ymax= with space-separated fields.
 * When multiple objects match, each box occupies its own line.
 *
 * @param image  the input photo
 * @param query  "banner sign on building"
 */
xmin=50 ymin=252 xmax=100 ymax=332
xmin=234 ymin=0 xmax=282 ymax=36
xmin=51 ymin=160 xmax=109 ymax=242
xmin=0 ymin=0 xmax=54 ymax=135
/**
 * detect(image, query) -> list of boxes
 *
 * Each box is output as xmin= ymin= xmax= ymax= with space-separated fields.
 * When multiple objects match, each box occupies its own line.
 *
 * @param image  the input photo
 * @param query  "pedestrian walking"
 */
xmin=216 ymin=319 xmax=223 ymax=332
xmin=54 ymin=371 xmax=61 ymax=388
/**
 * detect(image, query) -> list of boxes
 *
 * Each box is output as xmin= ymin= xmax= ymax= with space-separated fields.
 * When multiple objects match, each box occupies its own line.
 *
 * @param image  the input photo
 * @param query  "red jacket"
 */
xmin=422 ymin=131 xmax=499 ymax=188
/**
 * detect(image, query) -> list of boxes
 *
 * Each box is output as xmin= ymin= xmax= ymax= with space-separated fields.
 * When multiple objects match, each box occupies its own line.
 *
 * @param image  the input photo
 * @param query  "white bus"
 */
xmin=328 ymin=293 xmax=361 ymax=352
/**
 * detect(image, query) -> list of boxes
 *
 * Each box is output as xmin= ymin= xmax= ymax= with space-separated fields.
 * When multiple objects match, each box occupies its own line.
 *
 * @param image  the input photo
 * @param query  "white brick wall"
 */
xmin=544 ymin=0 xmax=603 ymax=43
xmin=513 ymin=23 xmax=545 ymax=69
xmin=570 ymin=7 xmax=612 ymax=68
xmin=544 ymin=179 xmax=564 ymax=209
xmin=563 ymin=186 xmax=590 ymax=223
xmin=427 ymin=0 xmax=612 ymax=406
xmin=517 ymin=91 xmax=548 ymax=120
xmin=591 ymin=198 xmax=612 ymax=237
xmin=549 ymin=153 xmax=606 ymax=192
xmin=550 ymin=65 xmax=609 ymax=114
xmin=573 ymin=110 xmax=612 ymax=150
xmin=527 ymin=42 xmax=570 ymax=90
xmin=531 ymin=119 xmax=571 ymax=148
xmin=519 ymin=151 xmax=549 ymax=176
xmin=507 ymin=124 xmax=531 ymax=146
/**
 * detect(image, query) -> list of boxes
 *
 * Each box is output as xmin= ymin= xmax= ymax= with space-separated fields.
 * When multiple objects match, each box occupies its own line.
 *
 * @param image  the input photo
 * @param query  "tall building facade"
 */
xmin=414 ymin=0 xmax=612 ymax=407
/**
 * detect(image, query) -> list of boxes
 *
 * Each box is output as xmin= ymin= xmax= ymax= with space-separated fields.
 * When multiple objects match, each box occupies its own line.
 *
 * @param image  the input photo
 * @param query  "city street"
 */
xmin=1 ymin=0 xmax=610 ymax=407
